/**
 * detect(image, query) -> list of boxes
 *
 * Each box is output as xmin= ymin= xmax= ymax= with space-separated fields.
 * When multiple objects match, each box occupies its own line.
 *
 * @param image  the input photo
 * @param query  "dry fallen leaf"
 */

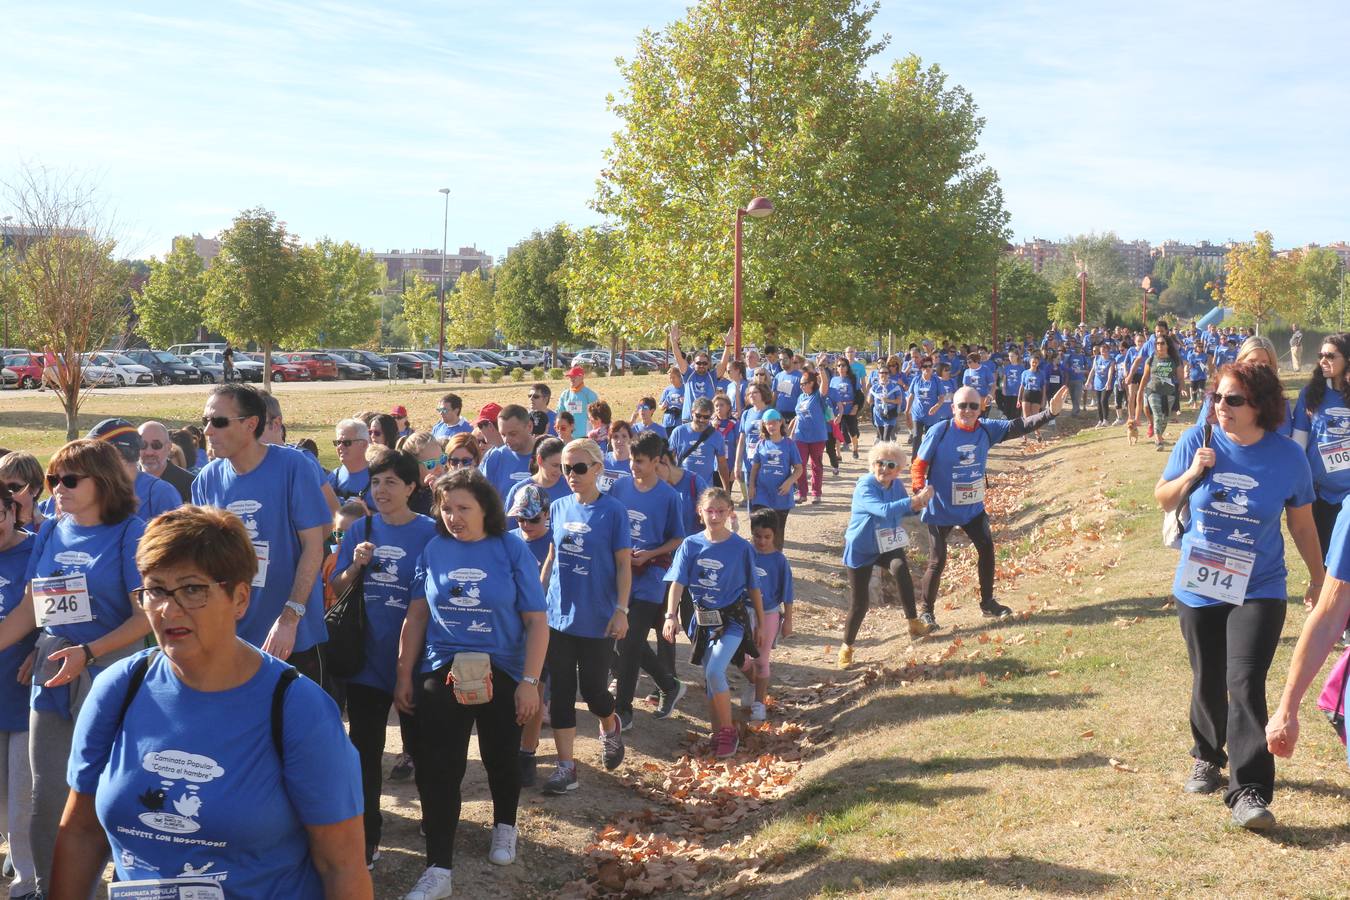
xmin=1080 ymin=730 xmax=1095 ymax=739
xmin=1109 ymin=758 xmax=1139 ymax=773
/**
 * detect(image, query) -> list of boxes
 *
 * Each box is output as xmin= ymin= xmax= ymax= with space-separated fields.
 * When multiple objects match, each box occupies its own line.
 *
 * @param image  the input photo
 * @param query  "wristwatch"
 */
xmin=283 ymin=600 xmax=307 ymax=620
xmin=521 ymin=675 xmax=540 ymax=686
xmin=616 ymin=606 xmax=630 ymax=616
xmin=80 ymin=643 xmax=96 ymax=666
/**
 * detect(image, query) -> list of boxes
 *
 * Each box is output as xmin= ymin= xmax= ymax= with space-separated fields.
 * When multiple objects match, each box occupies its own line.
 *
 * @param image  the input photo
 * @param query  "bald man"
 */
xmin=138 ymin=420 xmax=195 ymax=502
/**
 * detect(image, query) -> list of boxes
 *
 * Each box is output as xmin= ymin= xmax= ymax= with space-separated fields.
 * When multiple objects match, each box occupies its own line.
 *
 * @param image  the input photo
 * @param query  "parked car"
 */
xmin=431 ymin=351 xmax=470 ymax=377
xmin=470 ymin=349 xmax=514 ymax=369
xmin=332 ymin=357 xmax=373 ymax=380
xmin=274 ymin=352 xmax=338 ymax=381
xmin=91 ymin=352 xmax=156 ymax=387
xmin=121 ymin=349 xmax=203 ymax=386
xmin=454 ymin=350 xmax=501 ymax=370
xmin=258 ymin=355 xmax=313 ymax=383
xmin=0 ymin=366 xmax=17 ymax=389
xmin=167 ymin=342 xmax=227 ymax=357
xmin=570 ymin=350 xmax=610 ymax=369
xmin=386 ymin=352 xmax=435 ymax=379
xmin=177 ymin=355 xmax=231 ymax=383
xmin=193 ymin=350 xmax=263 ymax=383
xmin=324 ymin=348 xmax=394 ymax=379
xmin=2 ymin=354 xmax=44 ymax=389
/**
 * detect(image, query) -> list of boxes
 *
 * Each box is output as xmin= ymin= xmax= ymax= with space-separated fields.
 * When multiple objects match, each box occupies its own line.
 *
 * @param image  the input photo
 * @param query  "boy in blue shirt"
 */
xmin=742 ymin=509 xmax=793 ymax=722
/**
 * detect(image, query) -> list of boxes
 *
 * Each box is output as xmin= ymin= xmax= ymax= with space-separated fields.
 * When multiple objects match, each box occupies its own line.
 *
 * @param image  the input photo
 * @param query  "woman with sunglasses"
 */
xmin=0 ymin=451 xmax=46 ymax=532
xmin=397 ymin=431 xmax=446 ymax=516
xmin=1155 ymin=361 xmax=1322 ymax=830
xmin=905 ymin=359 xmax=941 ymax=455
xmin=1290 ymin=333 xmax=1350 ymax=555
xmin=330 ymin=448 xmax=437 ymax=869
xmin=536 ymin=439 xmax=630 ymax=795
xmin=0 ymin=485 xmax=37 ymax=897
xmin=0 ymin=440 xmax=151 ymax=896
xmin=830 ymin=358 xmax=862 ymax=461
xmin=838 ymin=442 xmax=935 ymax=667
xmin=396 ymin=469 xmax=547 ymax=896
xmin=1134 ymin=325 xmax=1184 ymax=451
xmin=869 ymin=366 xmax=904 ymax=444
xmin=57 ymin=506 xmax=369 ymax=898
xmin=1194 ymin=336 xmax=1293 ymax=438
xmin=504 ymin=437 xmax=570 ymax=525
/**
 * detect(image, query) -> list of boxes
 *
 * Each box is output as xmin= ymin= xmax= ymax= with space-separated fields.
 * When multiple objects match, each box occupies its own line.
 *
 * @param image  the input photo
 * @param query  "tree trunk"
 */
xmin=551 ymin=338 xmax=558 ymax=371
xmin=262 ymin=339 xmax=273 ymax=392
xmin=608 ymin=334 xmax=617 ymax=376
xmin=620 ymin=337 xmax=628 ymax=374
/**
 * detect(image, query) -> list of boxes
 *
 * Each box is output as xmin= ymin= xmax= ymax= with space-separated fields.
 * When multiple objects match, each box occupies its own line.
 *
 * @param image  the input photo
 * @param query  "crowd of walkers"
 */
xmin=0 ymin=317 xmax=1344 ymax=896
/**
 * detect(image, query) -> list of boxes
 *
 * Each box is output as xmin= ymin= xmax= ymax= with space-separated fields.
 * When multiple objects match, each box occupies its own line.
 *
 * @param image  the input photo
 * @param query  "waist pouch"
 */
xmin=686 ymin=598 xmax=759 ymax=667
xmin=449 ymin=652 xmax=493 ymax=705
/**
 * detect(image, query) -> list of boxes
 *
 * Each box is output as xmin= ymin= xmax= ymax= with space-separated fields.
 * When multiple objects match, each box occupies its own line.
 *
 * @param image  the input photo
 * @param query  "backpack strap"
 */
xmin=271 ymin=667 xmax=298 ymax=761
xmin=114 ymin=649 xmax=159 ymax=735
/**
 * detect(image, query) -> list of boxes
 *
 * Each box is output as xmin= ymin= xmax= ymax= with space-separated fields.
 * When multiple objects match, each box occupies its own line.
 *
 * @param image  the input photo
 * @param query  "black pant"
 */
xmin=825 ymin=429 xmax=841 ymax=470
xmin=921 ymin=512 xmax=996 ymax=610
xmin=1096 ymin=387 xmax=1112 ymax=423
xmin=289 ymin=643 xmax=324 ymax=686
xmin=546 ymin=629 xmax=615 ymax=730
xmin=1313 ymin=496 xmax=1342 ymax=559
xmin=840 ymin=414 xmax=860 ymax=448
xmin=909 ymin=420 xmax=929 ymax=458
xmin=614 ymin=599 xmax=677 ymax=715
xmin=346 ymin=680 xmax=417 ymax=847
xmin=997 ymin=394 xmax=1018 ymax=418
xmin=411 ymin=665 xmax=521 ymax=868
xmin=1177 ymin=598 xmax=1286 ymax=805
xmin=845 ymin=549 xmax=917 ymax=643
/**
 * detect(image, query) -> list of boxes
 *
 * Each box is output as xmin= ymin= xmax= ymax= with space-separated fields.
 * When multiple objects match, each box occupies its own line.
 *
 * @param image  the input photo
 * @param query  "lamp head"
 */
xmin=744 ymin=196 xmax=773 ymax=219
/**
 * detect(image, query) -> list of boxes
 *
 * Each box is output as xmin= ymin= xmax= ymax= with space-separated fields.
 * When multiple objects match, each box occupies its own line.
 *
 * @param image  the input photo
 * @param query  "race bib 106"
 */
xmin=1180 ymin=538 xmax=1254 ymax=605
xmin=1319 ymin=438 xmax=1350 ymax=475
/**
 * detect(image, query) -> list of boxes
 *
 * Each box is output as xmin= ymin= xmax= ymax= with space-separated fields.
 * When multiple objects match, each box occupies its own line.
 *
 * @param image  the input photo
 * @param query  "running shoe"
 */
xmin=713 ymin=726 xmax=739 ymax=758
xmin=980 ymin=600 xmax=1013 ymax=619
xmin=616 ymin=708 xmax=634 ymax=732
xmin=366 ymin=843 xmax=381 ymax=870
xmin=389 ymin=751 xmax=415 ymax=782
xmin=837 ymin=644 xmax=854 ymax=668
xmin=750 ymin=701 xmax=767 ymax=722
xmin=404 ymin=865 xmax=454 ymax=900
xmin=1229 ymin=786 xmax=1276 ymax=830
xmin=811 ymin=494 xmax=822 ymax=505
xmin=852 ymin=448 xmax=860 ymax=460
xmin=488 ymin=823 xmax=518 ymax=866
xmin=541 ymin=762 xmax=578 ymax=794
xmin=1183 ymin=759 xmax=1222 ymax=794
xmin=919 ymin=611 xmax=939 ymax=631
xmin=518 ymin=750 xmax=537 ymax=788
xmin=600 ymin=720 xmax=626 ymax=770
xmin=907 ymin=616 xmax=933 ymax=638
xmin=653 ymin=681 xmax=687 ymax=720
xmin=832 ymin=466 xmax=840 ymax=477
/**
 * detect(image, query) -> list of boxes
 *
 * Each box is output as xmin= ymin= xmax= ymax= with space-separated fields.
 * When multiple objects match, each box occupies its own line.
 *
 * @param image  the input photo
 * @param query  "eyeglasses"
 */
xmin=420 ymin=455 xmax=448 ymax=471
xmin=520 ymin=514 xmax=545 ymax=525
xmin=562 ymin=462 xmax=593 ymax=476
xmin=46 ymin=473 xmax=88 ymax=490
xmin=2 ymin=482 xmax=27 ymax=495
xmin=528 ymin=393 xmax=543 ymax=399
xmin=143 ymin=440 xmax=166 ymax=451
xmin=874 ymin=460 xmax=900 ymax=470
xmin=956 ymin=402 xmax=981 ymax=411
xmin=693 ymin=414 xmax=711 ymax=421
xmin=133 ymin=581 xmax=226 ymax=610
xmin=201 ymin=415 xmax=248 ymax=429
xmin=329 ymin=529 xmax=345 ymax=543
xmin=1213 ymin=393 xmax=1250 ymax=407
xmin=332 ymin=439 xmax=366 ymax=448
xmin=1318 ymin=352 xmax=1340 ymax=360
xmin=437 ymin=406 xmax=451 ymax=413
xmin=448 ymin=455 xmax=476 ymax=468
xmin=694 ymin=360 xmax=710 ymax=367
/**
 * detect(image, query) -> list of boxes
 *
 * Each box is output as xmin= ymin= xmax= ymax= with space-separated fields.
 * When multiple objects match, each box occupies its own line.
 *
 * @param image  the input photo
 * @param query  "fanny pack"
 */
xmin=448 ymin=652 xmax=493 ymax=705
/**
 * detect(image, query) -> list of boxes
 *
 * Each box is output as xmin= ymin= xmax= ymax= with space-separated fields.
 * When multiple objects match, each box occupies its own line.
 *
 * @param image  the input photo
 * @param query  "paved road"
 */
xmin=6 ymin=377 xmax=473 ymax=399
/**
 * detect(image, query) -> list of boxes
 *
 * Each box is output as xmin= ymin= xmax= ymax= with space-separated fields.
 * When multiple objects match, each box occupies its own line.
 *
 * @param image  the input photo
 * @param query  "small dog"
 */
xmin=1126 ymin=419 xmax=1139 ymax=446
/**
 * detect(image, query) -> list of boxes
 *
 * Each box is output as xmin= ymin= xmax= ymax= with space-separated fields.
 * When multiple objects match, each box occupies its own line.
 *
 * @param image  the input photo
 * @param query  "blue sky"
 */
xmin=2 ymin=1 xmax=1346 ymax=261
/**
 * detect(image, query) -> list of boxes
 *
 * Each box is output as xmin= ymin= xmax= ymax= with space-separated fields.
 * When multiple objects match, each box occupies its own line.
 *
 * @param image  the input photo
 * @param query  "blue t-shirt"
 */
xmin=1019 ymin=368 xmax=1046 ymax=394
xmin=934 ymin=378 xmax=957 ymax=421
xmin=793 ymin=391 xmax=830 ymax=443
xmin=1124 ymin=346 xmax=1145 ymax=378
xmin=1000 ymin=362 xmax=1025 ymax=396
xmin=413 ymin=532 xmax=546 ymax=680
xmin=907 ymin=376 xmax=942 ymax=427
xmin=191 ymin=445 xmax=331 ymax=653
xmin=504 ymin=477 xmax=572 ymax=528
xmin=511 ymin=526 xmax=552 ymax=569
xmin=680 ymin=366 xmax=719 ymax=421
xmin=0 ymin=534 xmax=37 ymax=731
xmin=1090 ymin=356 xmax=1114 ymax=391
xmin=557 ymin=385 xmax=599 ymax=419
xmin=335 ymin=514 xmax=438 ymax=693
xmin=873 ymin=382 xmax=905 ymax=427
xmin=751 ymin=438 xmax=802 ymax=511
xmin=134 ymin=471 xmax=182 ymax=523
xmin=67 ymin=650 xmax=362 ymax=898
xmin=479 ymin=445 xmax=533 ymax=509
xmin=606 ymin=477 xmax=685 ymax=603
xmin=545 ymin=493 xmax=632 ymax=638
xmin=1164 ymin=425 xmax=1313 ymax=607
xmin=962 ymin=367 xmax=991 ymax=398
xmin=753 ymin=549 xmax=794 ymax=613
xmin=664 ymin=532 xmax=760 ymax=613
xmin=659 ymin=386 xmax=684 ymax=430
xmin=774 ymin=370 xmax=803 ymax=414
xmin=25 ymin=515 xmax=144 ymax=717
xmin=916 ymin=418 xmax=1014 ymax=526
xmin=632 ymin=421 xmax=668 ymax=441
xmin=1185 ymin=350 xmax=1209 ymax=382
xmin=739 ymin=408 xmax=766 ymax=474
xmin=668 ymin=424 xmax=726 ymax=486
xmin=1067 ymin=352 xmax=1088 ymax=383
xmin=431 ymin=419 xmax=473 ymax=442
xmin=669 ymin=470 xmax=708 ymax=536
xmin=600 ymin=453 xmax=634 ymax=493
xmin=1292 ymin=387 xmax=1350 ymax=504
xmin=326 ymin=465 xmax=371 ymax=506
xmin=843 ymin=474 xmax=922 ymax=567
xmin=828 ymin=375 xmax=856 ymax=416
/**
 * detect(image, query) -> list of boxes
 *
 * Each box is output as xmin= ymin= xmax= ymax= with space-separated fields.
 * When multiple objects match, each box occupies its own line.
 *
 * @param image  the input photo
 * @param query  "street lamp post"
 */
xmin=1141 ymin=276 xmax=1155 ymax=326
xmin=1078 ymin=270 xmax=1088 ymax=327
xmin=437 ymin=188 xmax=450 ymax=383
xmin=733 ymin=196 xmax=773 ymax=359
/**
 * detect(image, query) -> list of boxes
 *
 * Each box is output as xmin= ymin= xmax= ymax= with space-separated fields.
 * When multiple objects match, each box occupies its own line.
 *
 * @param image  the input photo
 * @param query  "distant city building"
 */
xmin=189 ymin=233 xmax=221 ymax=267
xmin=1114 ymin=239 xmax=1153 ymax=280
xmin=377 ymin=246 xmax=494 ymax=293
xmin=1295 ymin=241 xmax=1350 ymax=268
xmin=1011 ymin=238 xmax=1061 ymax=274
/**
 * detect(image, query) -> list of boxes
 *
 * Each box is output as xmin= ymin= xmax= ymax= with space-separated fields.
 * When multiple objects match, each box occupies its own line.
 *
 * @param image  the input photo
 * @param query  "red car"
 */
xmin=278 ymin=352 xmax=339 ymax=381
xmin=2 ymin=353 xmax=44 ymax=389
xmin=265 ymin=355 xmax=315 ymax=383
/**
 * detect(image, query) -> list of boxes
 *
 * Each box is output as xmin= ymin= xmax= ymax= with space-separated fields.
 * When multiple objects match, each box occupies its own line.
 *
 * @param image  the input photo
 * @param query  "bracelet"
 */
xmin=665 ymin=613 xmax=679 ymax=620
xmin=616 ymin=607 xmax=629 ymax=616
xmin=80 ymin=643 xmax=95 ymax=666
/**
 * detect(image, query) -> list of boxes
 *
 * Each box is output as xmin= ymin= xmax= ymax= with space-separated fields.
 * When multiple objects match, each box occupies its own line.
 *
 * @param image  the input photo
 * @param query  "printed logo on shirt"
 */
xmin=225 ymin=500 xmax=263 ymax=539
xmin=134 ymin=750 xmax=224 ymax=836
xmin=467 ymin=619 xmax=493 ymax=634
xmin=1208 ymin=472 xmax=1258 ymax=516
xmin=371 ymin=545 xmax=407 ymax=584
xmin=54 ymin=550 xmax=93 ymax=568
xmin=956 ymin=444 xmax=978 ymax=468
xmin=1324 ymin=407 xmax=1350 ymax=436
xmin=754 ymin=566 xmax=768 ymax=579
xmin=1227 ymin=529 xmax=1255 ymax=546
xmin=627 ymin=510 xmax=647 ymax=540
xmin=695 ymin=558 xmax=723 ymax=589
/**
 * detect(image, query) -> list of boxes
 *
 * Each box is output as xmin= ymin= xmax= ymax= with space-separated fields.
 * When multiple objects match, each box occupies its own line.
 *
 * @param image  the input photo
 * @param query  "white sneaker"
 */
xmin=489 ymin=823 xmax=518 ymax=866
xmin=405 ymin=865 xmax=453 ymax=900
xmin=750 ymin=701 xmax=767 ymax=722
xmin=740 ymin=683 xmax=755 ymax=708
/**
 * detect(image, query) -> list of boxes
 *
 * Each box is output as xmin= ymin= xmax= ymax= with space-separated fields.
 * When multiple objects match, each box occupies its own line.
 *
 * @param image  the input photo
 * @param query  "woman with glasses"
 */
xmin=396 ymin=431 xmax=445 ymax=517
xmin=869 ymin=366 xmax=905 ymax=445
xmin=0 ymin=451 xmax=46 ymax=531
xmin=0 ymin=440 xmax=151 ymax=895
xmin=504 ymin=437 xmax=570 ymax=525
xmin=830 ymin=358 xmax=862 ymax=460
xmin=1134 ymin=325 xmax=1184 ymax=451
xmin=330 ymin=448 xmax=437 ymax=869
xmin=1195 ymin=336 xmax=1293 ymax=438
xmin=0 ymin=486 xmax=37 ymax=897
xmin=837 ymin=443 xmax=935 ymax=668
xmin=1290 ymin=334 xmax=1350 ymax=555
xmin=57 ymin=506 xmax=368 ymax=898
xmin=367 ymin=413 xmax=399 ymax=451
xmin=1155 ymin=361 xmax=1323 ymax=830
xmin=536 ymin=439 xmax=630 ymax=795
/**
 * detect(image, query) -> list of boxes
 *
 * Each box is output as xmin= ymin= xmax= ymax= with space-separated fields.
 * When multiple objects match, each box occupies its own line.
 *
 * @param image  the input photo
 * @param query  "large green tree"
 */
xmin=202 ymin=208 xmax=323 ymax=387
xmin=1293 ymin=246 xmax=1345 ymax=331
xmin=396 ymin=272 xmax=439 ymax=349
xmin=134 ymin=236 xmax=207 ymax=347
xmin=567 ymin=0 xmax=1008 ymax=342
xmin=299 ymin=238 xmax=385 ymax=348
xmin=446 ymin=271 xmax=496 ymax=348
xmin=1215 ymin=231 xmax=1301 ymax=334
xmin=494 ymin=224 xmax=575 ymax=362
xmin=1042 ymin=232 xmax=1139 ymax=324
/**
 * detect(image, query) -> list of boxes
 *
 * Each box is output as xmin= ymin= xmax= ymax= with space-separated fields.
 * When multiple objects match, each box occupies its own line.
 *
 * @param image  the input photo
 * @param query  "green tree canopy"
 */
xmin=299 ymin=238 xmax=385 ymax=348
xmin=1215 ymin=231 xmax=1301 ymax=334
xmin=495 ymin=224 xmax=574 ymax=356
xmin=446 ymin=271 xmax=496 ymax=347
xmin=134 ymin=236 xmax=206 ymax=347
xmin=1292 ymin=246 xmax=1344 ymax=331
xmin=396 ymin=272 xmax=439 ymax=349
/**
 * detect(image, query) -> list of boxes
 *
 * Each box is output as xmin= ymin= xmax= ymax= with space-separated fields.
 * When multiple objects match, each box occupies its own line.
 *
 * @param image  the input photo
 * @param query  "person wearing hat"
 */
xmin=503 ymin=437 xmax=570 ymax=529
xmin=432 ymin=393 xmax=473 ymax=442
xmin=393 ymin=405 xmax=413 ymax=439
xmin=88 ymin=418 xmax=182 ymax=523
xmin=556 ymin=367 xmax=599 ymax=421
xmin=506 ymin=482 xmax=552 ymax=568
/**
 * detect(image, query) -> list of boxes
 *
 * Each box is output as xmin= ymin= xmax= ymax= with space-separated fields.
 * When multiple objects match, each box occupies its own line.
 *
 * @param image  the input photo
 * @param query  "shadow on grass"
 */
xmin=767 ymin=852 xmax=1119 ymax=897
xmin=1262 ymin=822 xmax=1350 ymax=850
xmin=1019 ymin=594 xmax=1176 ymax=628
xmin=834 ymin=685 xmax=1093 ymax=735
xmin=1281 ymin=778 xmax=1350 ymax=802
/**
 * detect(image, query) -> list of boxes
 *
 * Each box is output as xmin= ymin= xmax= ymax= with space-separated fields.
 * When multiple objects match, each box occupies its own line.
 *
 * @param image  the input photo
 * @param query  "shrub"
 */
xmin=488 ymin=368 xmax=504 ymax=383
xmin=531 ymin=366 xmax=547 ymax=380
xmin=468 ymin=367 xmax=484 ymax=383
xmin=592 ymin=365 xmax=607 ymax=377
xmin=631 ymin=366 xmax=649 ymax=377
xmin=510 ymin=367 xmax=525 ymax=382
xmin=548 ymin=367 xmax=565 ymax=380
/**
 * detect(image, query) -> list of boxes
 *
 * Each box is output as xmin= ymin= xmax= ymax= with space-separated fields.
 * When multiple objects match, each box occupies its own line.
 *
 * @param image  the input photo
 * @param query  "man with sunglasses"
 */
xmin=911 ymin=384 xmax=1068 ymax=627
xmin=191 ymin=384 xmax=330 ymax=682
xmin=479 ymin=405 xmax=536 ymax=508
xmin=431 ymin=393 xmax=473 ymax=442
xmin=528 ymin=383 xmax=558 ymax=436
xmin=668 ymin=322 xmax=725 ymax=423
xmin=137 ymin=420 xmax=194 ymax=503
xmin=668 ymin=398 xmax=731 ymax=491
xmin=328 ymin=419 xmax=374 ymax=507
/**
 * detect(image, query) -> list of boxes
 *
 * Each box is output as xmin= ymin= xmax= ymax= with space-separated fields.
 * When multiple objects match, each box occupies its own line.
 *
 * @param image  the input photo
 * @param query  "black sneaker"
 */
xmin=542 ymin=763 xmax=578 ymax=795
xmin=918 ymin=611 xmax=939 ymax=631
xmin=1183 ymin=759 xmax=1222 ymax=794
xmin=600 ymin=720 xmax=626 ymax=771
xmin=653 ymin=681 xmax=687 ymax=720
xmin=980 ymin=600 xmax=1013 ymax=619
xmin=1230 ymin=786 xmax=1276 ymax=830
xmin=616 ymin=709 xmax=634 ymax=732
xmin=518 ymin=751 xmax=537 ymax=788
xmin=389 ymin=751 xmax=415 ymax=782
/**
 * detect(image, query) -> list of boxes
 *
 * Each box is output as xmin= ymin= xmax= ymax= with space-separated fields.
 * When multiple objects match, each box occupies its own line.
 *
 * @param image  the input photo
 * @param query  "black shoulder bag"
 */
xmin=324 ymin=514 xmax=371 ymax=679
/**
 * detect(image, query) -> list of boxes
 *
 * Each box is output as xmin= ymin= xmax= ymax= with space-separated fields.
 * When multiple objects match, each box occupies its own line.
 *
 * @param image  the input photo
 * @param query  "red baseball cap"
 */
xmin=478 ymin=402 xmax=502 ymax=425
xmin=566 ymin=365 xmax=586 ymax=378
xmin=391 ymin=405 xmax=408 ymax=417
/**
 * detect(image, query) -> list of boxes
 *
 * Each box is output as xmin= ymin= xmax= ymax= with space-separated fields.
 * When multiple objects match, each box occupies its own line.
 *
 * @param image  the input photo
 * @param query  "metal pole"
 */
xmin=733 ymin=209 xmax=744 ymax=359
xmin=1079 ymin=271 xmax=1087 ymax=327
xmin=437 ymin=188 xmax=450 ymax=383
xmin=991 ymin=266 xmax=999 ymax=347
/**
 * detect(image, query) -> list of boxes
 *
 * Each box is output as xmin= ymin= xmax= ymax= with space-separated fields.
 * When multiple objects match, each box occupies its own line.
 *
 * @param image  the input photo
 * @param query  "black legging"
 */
xmin=845 ymin=549 xmax=917 ymax=643
xmin=1312 ymin=496 xmax=1342 ymax=558
xmin=411 ymin=665 xmax=521 ymax=869
xmin=825 ymin=429 xmax=841 ymax=470
xmin=909 ymin=420 xmax=929 ymax=458
xmin=840 ymin=414 xmax=860 ymax=448
xmin=614 ymin=598 xmax=678 ymax=715
xmin=1096 ymin=386 xmax=1112 ymax=424
xmin=346 ymin=681 xmax=418 ymax=848
xmin=921 ymin=511 xmax=996 ymax=610
xmin=546 ymin=629 xmax=615 ymax=729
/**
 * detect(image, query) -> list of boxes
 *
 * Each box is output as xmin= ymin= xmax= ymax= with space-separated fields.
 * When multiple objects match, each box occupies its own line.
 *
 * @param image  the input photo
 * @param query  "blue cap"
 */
xmin=507 ymin=483 xmax=548 ymax=520
xmin=762 ymin=409 xmax=784 ymax=422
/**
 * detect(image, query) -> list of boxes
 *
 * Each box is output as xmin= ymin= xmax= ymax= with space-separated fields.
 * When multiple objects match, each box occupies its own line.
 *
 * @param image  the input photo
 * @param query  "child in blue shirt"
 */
xmin=740 ymin=509 xmax=793 ymax=722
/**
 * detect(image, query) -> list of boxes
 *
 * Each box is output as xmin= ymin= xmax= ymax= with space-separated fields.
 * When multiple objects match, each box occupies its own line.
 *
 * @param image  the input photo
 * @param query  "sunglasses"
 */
xmin=956 ymin=402 xmax=981 ymax=411
xmin=1318 ymin=352 xmax=1340 ymax=360
xmin=133 ymin=581 xmax=227 ymax=611
xmin=874 ymin=460 xmax=900 ymax=470
xmin=562 ymin=462 xmax=593 ymax=476
xmin=1213 ymin=393 xmax=1250 ymax=407
xmin=329 ymin=529 xmax=345 ymax=542
xmin=201 ymin=415 xmax=248 ymax=429
xmin=528 ymin=393 xmax=543 ymax=399
xmin=2 ymin=481 xmax=28 ymax=495
xmin=420 ymin=455 xmax=448 ymax=471
xmin=46 ymin=473 xmax=88 ymax=490
xmin=448 ymin=455 xmax=476 ymax=468
xmin=693 ymin=414 xmax=711 ymax=421
xmin=332 ymin=438 xmax=365 ymax=448
xmin=143 ymin=440 xmax=166 ymax=451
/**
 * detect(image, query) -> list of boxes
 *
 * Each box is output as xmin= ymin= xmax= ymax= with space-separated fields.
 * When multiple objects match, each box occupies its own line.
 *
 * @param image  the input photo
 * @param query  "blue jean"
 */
xmin=1068 ymin=380 xmax=1084 ymax=414
xmin=703 ymin=623 xmax=745 ymax=697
